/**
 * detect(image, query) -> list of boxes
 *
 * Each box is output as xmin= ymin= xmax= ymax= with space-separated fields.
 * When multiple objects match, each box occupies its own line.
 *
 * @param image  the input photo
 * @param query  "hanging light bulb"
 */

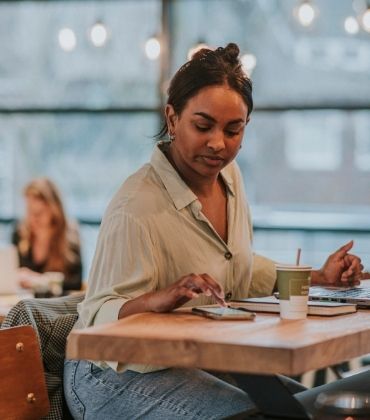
xmin=145 ymin=36 xmax=161 ymax=60
xmin=58 ymin=27 xmax=77 ymax=52
xmin=361 ymin=6 xmax=370 ymax=32
xmin=241 ymin=53 xmax=257 ymax=76
xmin=89 ymin=21 xmax=109 ymax=47
xmin=295 ymin=1 xmax=317 ymax=27
xmin=344 ymin=16 xmax=360 ymax=34
xmin=187 ymin=42 xmax=209 ymax=60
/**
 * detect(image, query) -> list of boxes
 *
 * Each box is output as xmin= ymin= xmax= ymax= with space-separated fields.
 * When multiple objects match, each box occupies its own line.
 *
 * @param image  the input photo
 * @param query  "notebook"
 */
xmin=231 ymin=296 xmax=357 ymax=316
xmin=0 ymin=245 xmax=19 ymax=295
xmin=309 ymin=285 xmax=370 ymax=308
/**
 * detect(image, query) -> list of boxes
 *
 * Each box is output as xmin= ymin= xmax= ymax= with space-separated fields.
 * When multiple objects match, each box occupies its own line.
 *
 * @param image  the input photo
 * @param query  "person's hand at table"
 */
xmin=311 ymin=240 xmax=364 ymax=287
xmin=119 ymin=273 xmax=226 ymax=319
xmin=147 ymin=273 xmax=226 ymax=312
xmin=17 ymin=267 xmax=43 ymax=289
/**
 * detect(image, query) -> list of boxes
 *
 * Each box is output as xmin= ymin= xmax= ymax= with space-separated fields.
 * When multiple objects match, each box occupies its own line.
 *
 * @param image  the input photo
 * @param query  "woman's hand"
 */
xmin=17 ymin=267 xmax=43 ymax=289
xmin=119 ymin=273 xmax=226 ymax=319
xmin=311 ymin=241 xmax=364 ymax=287
xmin=145 ymin=273 xmax=226 ymax=313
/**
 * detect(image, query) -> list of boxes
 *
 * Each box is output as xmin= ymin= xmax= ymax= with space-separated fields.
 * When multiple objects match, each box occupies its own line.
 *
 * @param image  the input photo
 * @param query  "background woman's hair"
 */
xmin=18 ymin=177 xmax=79 ymax=273
xmin=156 ymin=42 xmax=253 ymax=140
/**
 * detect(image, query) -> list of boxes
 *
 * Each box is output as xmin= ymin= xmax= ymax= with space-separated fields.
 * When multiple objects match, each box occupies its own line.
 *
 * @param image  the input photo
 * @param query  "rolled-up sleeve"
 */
xmin=78 ymin=211 xmax=157 ymax=329
xmin=249 ymin=254 xmax=276 ymax=297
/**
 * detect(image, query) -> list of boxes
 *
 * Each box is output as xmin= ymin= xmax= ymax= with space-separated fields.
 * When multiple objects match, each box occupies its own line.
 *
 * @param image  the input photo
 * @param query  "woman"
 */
xmin=65 ymin=44 xmax=365 ymax=419
xmin=12 ymin=177 xmax=83 ymax=292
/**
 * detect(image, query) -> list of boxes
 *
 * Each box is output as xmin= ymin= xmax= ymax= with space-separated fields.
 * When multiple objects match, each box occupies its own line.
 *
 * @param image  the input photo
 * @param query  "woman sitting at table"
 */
xmin=12 ymin=177 xmax=82 ymax=293
xmin=65 ymin=43 xmax=367 ymax=419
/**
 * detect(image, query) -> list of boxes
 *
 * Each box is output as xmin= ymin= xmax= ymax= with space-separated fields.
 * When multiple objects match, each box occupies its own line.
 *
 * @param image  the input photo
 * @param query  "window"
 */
xmin=1 ymin=0 xmax=369 ymax=272
xmin=354 ymin=112 xmax=370 ymax=171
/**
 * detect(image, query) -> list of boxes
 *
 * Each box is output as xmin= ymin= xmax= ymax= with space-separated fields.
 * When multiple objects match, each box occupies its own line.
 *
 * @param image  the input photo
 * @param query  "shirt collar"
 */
xmin=150 ymin=143 xmax=235 ymax=211
xmin=220 ymin=166 xmax=235 ymax=197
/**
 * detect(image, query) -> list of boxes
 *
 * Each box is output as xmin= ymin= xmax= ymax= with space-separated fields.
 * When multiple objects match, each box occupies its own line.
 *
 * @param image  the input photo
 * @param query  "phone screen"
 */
xmin=192 ymin=306 xmax=256 ymax=320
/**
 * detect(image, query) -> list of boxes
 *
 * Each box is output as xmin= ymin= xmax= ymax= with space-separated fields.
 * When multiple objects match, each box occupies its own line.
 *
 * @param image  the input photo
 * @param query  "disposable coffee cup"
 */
xmin=43 ymin=271 xmax=64 ymax=297
xmin=32 ymin=278 xmax=49 ymax=298
xmin=275 ymin=263 xmax=311 ymax=320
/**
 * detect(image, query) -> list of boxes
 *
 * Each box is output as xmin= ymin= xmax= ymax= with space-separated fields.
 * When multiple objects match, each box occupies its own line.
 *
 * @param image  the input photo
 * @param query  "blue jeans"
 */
xmin=64 ymin=359 xmax=256 ymax=419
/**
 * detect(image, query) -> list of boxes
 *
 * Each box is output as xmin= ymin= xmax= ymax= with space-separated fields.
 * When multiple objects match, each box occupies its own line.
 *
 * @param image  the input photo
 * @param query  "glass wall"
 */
xmin=169 ymin=0 xmax=370 ymax=266
xmin=0 ymin=1 xmax=161 ymax=108
xmin=0 ymin=1 xmax=162 ymax=275
xmin=1 ymin=0 xmax=370 ymax=277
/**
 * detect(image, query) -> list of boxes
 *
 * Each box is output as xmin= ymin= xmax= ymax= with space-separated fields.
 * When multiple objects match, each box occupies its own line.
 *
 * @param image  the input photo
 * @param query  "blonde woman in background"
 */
xmin=12 ymin=177 xmax=82 ymax=293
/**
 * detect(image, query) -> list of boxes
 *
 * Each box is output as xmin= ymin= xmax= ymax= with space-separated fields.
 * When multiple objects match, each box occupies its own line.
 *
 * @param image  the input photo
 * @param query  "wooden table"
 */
xmin=66 ymin=309 xmax=370 ymax=376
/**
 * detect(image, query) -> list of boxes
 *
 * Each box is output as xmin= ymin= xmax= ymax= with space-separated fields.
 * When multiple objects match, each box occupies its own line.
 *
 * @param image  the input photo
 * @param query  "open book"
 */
xmin=231 ymin=296 xmax=357 ymax=317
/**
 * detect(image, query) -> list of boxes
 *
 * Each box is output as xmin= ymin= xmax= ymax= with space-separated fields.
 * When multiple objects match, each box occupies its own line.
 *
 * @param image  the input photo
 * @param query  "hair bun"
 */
xmin=218 ymin=43 xmax=240 ymax=64
xmin=190 ymin=43 xmax=240 ymax=65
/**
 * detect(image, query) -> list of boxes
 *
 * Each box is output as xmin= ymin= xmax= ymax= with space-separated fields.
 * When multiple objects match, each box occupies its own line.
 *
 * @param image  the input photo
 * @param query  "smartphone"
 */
xmin=192 ymin=306 xmax=256 ymax=320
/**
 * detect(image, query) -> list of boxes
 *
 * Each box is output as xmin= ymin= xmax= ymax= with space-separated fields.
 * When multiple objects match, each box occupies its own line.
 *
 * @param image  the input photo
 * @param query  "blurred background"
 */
xmin=0 ymin=0 xmax=369 ymax=282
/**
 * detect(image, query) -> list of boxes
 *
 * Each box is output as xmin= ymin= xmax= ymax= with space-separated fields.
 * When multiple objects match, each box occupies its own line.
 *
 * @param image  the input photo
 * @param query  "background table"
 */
xmin=0 ymin=292 xmax=33 ymax=323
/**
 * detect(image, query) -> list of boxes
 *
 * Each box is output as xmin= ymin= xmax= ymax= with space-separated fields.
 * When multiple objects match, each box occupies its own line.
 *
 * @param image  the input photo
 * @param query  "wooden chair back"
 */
xmin=0 ymin=325 xmax=49 ymax=420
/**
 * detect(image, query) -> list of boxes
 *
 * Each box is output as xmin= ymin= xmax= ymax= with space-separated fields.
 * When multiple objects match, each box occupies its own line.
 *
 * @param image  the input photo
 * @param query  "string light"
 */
xmin=295 ymin=1 xmax=317 ymax=27
xmin=241 ymin=53 xmax=257 ymax=76
xmin=361 ymin=7 xmax=370 ymax=32
xmin=352 ymin=0 xmax=367 ymax=15
xmin=344 ymin=16 xmax=360 ymax=34
xmin=145 ymin=36 xmax=161 ymax=60
xmin=292 ymin=0 xmax=370 ymax=35
xmin=58 ymin=27 xmax=76 ymax=52
xmin=89 ymin=22 xmax=109 ymax=47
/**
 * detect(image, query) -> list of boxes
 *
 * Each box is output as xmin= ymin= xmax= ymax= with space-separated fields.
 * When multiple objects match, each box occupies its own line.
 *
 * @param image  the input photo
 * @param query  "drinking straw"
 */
xmin=296 ymin=248 xmax=301 ymax=266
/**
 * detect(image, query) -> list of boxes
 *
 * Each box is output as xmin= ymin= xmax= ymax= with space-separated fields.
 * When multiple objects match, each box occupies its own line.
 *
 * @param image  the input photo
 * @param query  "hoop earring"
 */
xmin=168 ymin=133 xmax=175 ymax=142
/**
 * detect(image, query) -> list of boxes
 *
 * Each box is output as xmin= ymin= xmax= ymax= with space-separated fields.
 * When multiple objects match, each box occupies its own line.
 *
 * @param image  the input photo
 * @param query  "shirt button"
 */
xmin=225 ymin=292 xmax=232 ymax=301
xmin=224 ymin=252 xmax=232 ymax=260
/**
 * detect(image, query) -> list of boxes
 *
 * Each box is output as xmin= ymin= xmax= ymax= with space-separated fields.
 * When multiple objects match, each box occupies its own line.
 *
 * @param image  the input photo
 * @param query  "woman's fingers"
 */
xmin=345 ymin=255 xmax=363 ymax=272
xmin=341 ymin=254 xmax=364 ymax=285
xmin=198 ymin=273 xmax=226 ymax=306
xmin=177 ymin=286 xmax=199 ymax=300
xmin=179 ymin=273 xmax=226 ymax=306
xmin=332 ymin=241 xmax=354 ymax=259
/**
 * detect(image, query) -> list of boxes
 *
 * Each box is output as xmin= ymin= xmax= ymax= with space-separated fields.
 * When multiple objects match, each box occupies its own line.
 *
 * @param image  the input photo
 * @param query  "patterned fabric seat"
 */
xmin=1 ymin=293 xmax=84 ymax=420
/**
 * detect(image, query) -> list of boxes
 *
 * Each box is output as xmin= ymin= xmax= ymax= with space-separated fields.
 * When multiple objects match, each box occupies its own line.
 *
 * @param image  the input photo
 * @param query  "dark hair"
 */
xmin=156 ymin=42 xmax=253 ymax=139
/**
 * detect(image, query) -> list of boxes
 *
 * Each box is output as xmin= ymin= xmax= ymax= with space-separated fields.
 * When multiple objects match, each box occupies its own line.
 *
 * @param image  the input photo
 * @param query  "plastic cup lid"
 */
xmin=275 ymin=263 xmax=312 ymax=271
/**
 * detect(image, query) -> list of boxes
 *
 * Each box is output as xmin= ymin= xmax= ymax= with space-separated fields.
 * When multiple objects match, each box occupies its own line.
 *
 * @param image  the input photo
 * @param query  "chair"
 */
xmin=0 ymin=325 xmax=50 ymax=419
xmin=1 ymin=293 xmax=85 ymax=420
xmin=330 ymin=360 xmax=370 ymax=380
